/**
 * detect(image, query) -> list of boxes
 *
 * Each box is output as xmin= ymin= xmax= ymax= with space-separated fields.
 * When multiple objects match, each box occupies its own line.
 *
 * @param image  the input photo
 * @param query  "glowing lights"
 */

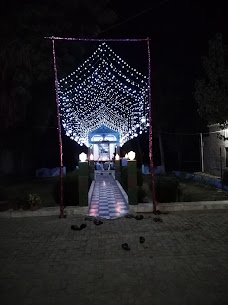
xmin=141 ymin=116 xmax=146 ymax=123
xmin=125 ymin=153 xmax=129 ymax=159
xmin=89 ymin=153 xmax=94 ymax=161
xmin=128 ymin=151 xmax=136 ymax=161
xmin=58 ymin=43 xmax=149 ymax=147
xmin=79 ymin=152 xmax=87 ymax=162
xmin=115 ymin=154 xmax=120 ymax=161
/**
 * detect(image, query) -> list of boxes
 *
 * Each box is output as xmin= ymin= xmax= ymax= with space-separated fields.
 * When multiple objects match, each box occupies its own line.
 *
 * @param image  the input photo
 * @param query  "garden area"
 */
xmin=1 ymin=168 xmax=228 ymax=213
xmin=0 ymin=176 xmax=58 ymax=211
xmin=120 ymin=166 xmax=228 ymax=204
xmin=142 ymin=175 xmax=228 ymax=203
xmin=0 ymin=171 xmax=92 ymax=212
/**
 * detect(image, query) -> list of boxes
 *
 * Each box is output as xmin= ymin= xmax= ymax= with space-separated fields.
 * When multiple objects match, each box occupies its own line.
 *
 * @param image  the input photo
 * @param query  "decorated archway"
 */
xmin=46 ymin=36 xmax=156 ymax=217
xmin=58 ymin=42 xmax=149 ymax=148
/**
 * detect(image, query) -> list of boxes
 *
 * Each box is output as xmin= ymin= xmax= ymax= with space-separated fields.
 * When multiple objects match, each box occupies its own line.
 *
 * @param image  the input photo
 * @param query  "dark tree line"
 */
xmin=0 ymin=0 xmax=118 ymax=173
xmin=195 ymin=33 xmax=228 ymax=132
xmin=0 ymin=0 xmax=117 ymax=130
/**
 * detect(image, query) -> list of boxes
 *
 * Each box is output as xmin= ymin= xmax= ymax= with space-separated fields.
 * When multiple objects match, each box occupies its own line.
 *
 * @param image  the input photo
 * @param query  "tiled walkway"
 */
xmin=89 ymin=173 xmax=129 ymax=219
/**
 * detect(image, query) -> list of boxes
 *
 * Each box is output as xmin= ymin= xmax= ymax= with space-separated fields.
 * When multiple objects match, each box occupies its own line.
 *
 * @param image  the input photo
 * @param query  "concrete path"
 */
xmin=0 ymin=210 xmax=228 ymax=305
xmin=89 ymin=173 xmax=129 ymax=219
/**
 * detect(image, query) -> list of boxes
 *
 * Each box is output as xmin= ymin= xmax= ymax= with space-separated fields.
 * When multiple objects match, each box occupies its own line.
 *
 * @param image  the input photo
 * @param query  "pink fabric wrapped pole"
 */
xmin=52 ymin=39 xmax=64 ymax=218
xmin=45 ymin=36 xmax=148 ymax=42
xmin=147 ymin=37 xmax=157 ymax=212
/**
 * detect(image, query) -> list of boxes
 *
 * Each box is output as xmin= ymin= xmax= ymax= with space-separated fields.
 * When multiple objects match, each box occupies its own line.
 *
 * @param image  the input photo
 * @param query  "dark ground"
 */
xmin=0 ymin=210 xmax=228 ymax=305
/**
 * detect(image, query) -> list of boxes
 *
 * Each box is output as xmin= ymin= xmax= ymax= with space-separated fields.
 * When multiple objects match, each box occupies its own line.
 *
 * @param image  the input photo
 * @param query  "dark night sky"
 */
xmin=99 ymin=1 xmax=227 ymax=76
xmin=1 ymin=0 xmax=227 ymax=128
xmin=61 ymin=1 xmax=227 ymax=124
xmin=0 ymin=0 xmax=227 ymax=170
xmin=2 ymin=0 xmax=227 ymax=85
xmin=102 ymin=0 xmax=227 ymax=133
xmin=107 ymin=0 xmax=227 ymax=73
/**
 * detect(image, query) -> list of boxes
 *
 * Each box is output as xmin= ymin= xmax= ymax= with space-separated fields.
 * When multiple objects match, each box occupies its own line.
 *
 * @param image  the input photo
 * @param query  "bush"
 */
xmin=27 ymin=194 xmax=42 ymax=209
xmin=53 ymin=171 xmax=79 ymax=206
xmin=155 ymin=176 xmax=180 ymax=203
xmin=0 ymin=186 xmax=8 ymax=201
xmin=11 ymin=193 xmax=41 ymax=210
xmin=222 ymin=169 xmax=228 ymax=186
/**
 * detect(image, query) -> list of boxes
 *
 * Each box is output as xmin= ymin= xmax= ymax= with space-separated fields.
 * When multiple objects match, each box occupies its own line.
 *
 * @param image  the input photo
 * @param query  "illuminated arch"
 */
xmin=58 ymin=43 xmax=149 ymax=147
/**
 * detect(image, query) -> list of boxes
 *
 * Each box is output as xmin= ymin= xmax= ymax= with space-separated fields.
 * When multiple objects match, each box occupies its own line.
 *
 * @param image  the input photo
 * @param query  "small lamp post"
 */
xmin=127 ymin=151 xmax=137 ymax=205
xmin=78 ymin=152 xmax=89 ymax=206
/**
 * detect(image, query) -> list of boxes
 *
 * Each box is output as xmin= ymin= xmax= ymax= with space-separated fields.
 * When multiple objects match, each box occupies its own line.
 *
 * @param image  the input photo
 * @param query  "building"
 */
xmin=88 ymin=125 xmax=120 ymax=161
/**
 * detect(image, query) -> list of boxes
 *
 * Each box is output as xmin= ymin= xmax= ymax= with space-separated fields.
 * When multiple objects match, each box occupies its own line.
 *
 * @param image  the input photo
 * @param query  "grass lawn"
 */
xmin=142 ymin=174 xmax=228 ymax=203
xmin=178 ymin=181 xmax=228 ymax=202
xmin=0 ymin=176 xmax=58 ymax=207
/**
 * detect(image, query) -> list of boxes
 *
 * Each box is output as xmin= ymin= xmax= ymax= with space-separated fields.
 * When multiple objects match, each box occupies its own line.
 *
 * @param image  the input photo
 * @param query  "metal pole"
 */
xmin=200 ymin=133 xmax=204 ymax=172
xmin=147 ymin=37 xmax=157 ymax=213
xmin=52 ymin=39 xmax=65 ymax=218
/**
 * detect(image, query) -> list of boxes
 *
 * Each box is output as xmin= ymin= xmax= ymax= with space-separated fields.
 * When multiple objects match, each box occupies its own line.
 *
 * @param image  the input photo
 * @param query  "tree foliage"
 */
xmin=195 ymin=34 xmax=228 ymax=129
xmin=0 ymin=0 xmax=117 ymax=129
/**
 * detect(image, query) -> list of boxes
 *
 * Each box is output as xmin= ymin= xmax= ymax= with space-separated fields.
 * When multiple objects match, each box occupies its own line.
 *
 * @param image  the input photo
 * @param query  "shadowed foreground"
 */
xmin=0 ymin=210 xmax=228 ymax=305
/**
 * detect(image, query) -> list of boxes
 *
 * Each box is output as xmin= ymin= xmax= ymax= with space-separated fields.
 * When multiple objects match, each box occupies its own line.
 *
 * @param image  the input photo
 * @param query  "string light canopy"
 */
xmin=58 ymin=42 xmax=149 ymax=147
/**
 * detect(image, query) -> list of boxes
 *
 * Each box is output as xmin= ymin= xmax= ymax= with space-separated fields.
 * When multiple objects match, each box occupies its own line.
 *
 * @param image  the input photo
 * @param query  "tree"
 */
xmin=152 ymin=64 xmax=190 ymax=173
xmin=195 ymin=34 xmax=228 ymax=132
xmin=0 ymin=0 xmax=117 ymax=129
xmin=0 ymin=0 xmax=118 ymax=173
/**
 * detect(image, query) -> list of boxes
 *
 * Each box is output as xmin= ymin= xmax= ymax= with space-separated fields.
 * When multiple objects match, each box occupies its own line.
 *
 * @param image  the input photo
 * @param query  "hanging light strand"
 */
xmin=59 ymin=43 xmax=149 ymax=147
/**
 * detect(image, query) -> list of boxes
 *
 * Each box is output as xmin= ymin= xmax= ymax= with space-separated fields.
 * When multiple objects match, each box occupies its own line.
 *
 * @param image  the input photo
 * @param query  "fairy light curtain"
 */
xmin=58 ymin=42 xmax=149 ymax=147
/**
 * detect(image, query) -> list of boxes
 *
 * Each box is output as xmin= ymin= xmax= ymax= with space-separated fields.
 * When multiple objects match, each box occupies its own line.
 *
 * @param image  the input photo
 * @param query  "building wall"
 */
xmin=203 ymin=125 xmax=228 ymax=177
xmin=109 ymin=143 xmax=116 ymax=159
xmin=93 ymin=144 xmax=99 ymax=161
xmin=92 ymin=143 xmax=116 ymax=161
xmin=89 ymin=130 xmax=119 ymax=161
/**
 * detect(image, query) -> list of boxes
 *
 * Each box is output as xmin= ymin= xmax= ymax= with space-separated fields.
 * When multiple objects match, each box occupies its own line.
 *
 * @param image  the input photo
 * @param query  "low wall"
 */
xmin=88 ymin=181 xmax=95 ymax=208
xmin=115 ymin=180 xmax=129 ymax=205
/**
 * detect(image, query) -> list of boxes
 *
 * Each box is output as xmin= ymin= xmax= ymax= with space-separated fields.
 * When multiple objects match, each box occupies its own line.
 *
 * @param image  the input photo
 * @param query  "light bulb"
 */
xmin=128 ymin=151 xmax=135 ymax=161
xmin=141 ymin=117 xmax=146 ymax=123
xmin=115 ymin=154 xmax=120 ymax=161
xmin=79 ymin=152 xmax=87 ymax=162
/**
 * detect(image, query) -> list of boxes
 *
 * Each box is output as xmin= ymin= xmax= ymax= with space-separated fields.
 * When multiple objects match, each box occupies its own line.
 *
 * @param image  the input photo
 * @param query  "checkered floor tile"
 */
xmin=89 ymin=173 xmax=129 ymax=219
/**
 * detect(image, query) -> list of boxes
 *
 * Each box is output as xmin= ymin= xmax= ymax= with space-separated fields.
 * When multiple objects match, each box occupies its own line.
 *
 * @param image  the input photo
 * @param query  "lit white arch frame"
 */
xmin=46 ymin=36 xmax=157 ymax=217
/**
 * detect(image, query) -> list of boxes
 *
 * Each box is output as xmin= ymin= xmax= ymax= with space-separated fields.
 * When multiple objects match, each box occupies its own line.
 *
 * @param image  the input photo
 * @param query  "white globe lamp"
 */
xmin=128 ymin=151 xmax=136 ymax=161
xmin=115 ymin=154 xmax=120 ymax=161
xmin=79 ymin=152 xmax=87 ymax=162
